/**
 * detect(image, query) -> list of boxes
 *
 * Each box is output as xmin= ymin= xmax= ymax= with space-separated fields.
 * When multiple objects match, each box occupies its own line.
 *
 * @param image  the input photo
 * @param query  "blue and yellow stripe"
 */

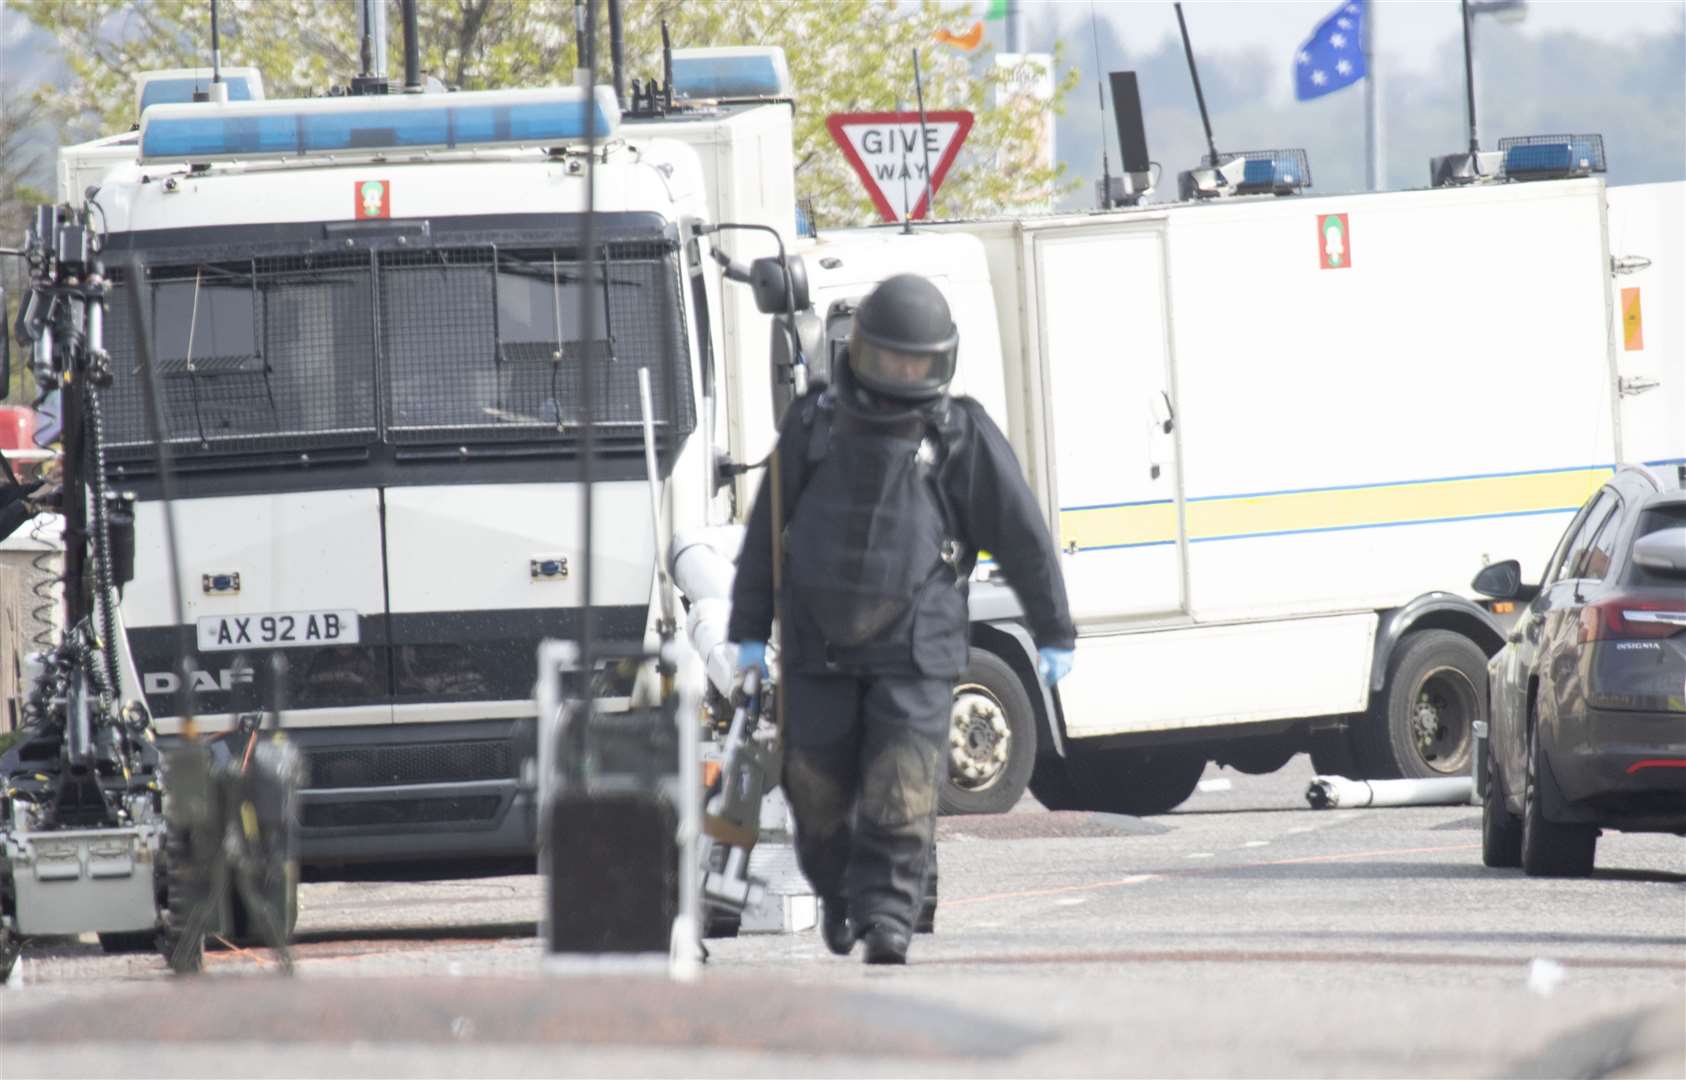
xmin=1060 ymin=465 xmax=1611 ymax=552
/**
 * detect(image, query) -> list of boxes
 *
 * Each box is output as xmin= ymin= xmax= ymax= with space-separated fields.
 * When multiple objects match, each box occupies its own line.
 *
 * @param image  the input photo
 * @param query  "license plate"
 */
xmin=196 ymin=610 xmax=360 ymax=652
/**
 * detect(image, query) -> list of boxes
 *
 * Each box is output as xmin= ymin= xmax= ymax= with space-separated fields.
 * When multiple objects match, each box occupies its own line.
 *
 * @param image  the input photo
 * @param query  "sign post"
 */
xmin=826 ymin=111 xmax=974 ymax=224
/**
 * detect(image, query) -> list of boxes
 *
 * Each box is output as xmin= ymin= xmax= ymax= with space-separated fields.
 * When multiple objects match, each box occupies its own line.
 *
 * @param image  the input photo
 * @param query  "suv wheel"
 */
xmin=1480 ymin=740 xmax=1522 ymax=868
xmin=1520 ymin=722 xmax=1596 ymax=877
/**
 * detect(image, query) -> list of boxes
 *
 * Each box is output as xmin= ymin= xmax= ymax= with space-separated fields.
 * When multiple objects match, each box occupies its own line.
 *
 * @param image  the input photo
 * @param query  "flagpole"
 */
xmin=1364 ymin=0 xmax=1383 ymax=190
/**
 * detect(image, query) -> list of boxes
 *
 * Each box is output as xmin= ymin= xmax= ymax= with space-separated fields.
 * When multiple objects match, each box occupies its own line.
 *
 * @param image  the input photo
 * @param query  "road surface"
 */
xmin=4 ymin=755 xmax=1682 ymax=1077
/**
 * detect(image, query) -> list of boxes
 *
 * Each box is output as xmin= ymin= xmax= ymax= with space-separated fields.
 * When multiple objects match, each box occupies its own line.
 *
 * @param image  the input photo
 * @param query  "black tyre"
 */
xmin=1308 ymin=726 xmax=1362 ymax=778
xmin=160 ymin=827 xmax=206 ymax=975
xmin=1220 ymin=738 xmax=1296 ymax=776
xmin=0 ymin=926 xmax=19 ymax=986
xmin=939 ymin=649 xmax=1036 ymax=816
xmin=1358 ymin=630 xmax=1485 ymax=779
xmin=1520 ymin=722 xmax=1596 ymax=877
xmin=703 ymin=907 xmax=741 ymax=939
xmin=1481 ymin=740 xmax=1522 ymax=868
xmin=1065 ymin=745 xmax=1207 ymax=816
xmin=916 ymin=847 xmax=937 ymax=934
xmin=97 ymin=930 xmax=158 ymax=953
xmin=1028 ymin=754 xmax=1084 ymax=811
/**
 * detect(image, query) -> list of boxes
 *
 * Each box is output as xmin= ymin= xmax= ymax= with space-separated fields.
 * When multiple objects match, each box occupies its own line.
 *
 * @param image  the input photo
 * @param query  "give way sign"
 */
xmin=825 ymin=111 xmax=974 ymax=224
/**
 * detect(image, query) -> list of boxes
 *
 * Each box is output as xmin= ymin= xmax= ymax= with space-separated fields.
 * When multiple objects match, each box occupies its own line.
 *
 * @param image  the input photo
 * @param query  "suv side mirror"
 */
xmin=1472 ymin=559 xmax=1537 ymax=601
xmin=1632 ymin=527 xmax=1686 ymax=576
xmin=749 ymin=254 xmax=809 ymax=315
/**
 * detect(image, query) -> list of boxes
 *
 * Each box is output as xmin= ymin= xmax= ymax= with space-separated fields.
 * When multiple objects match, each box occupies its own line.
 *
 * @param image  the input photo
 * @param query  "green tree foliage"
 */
xmin=1 ymin=79 xmax=50 ymax=401
xmin=14 ymin=0 xmax=1075 ymax=225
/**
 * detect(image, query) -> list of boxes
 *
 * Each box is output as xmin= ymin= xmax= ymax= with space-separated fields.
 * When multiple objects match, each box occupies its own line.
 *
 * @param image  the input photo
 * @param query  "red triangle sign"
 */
xmin=826 ymin=111 xmax=974 ymax=224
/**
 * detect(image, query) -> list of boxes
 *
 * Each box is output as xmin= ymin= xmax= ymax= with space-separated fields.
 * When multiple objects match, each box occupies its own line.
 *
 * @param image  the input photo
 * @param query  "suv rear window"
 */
xmin=1627 ymin=503 xmax=1686 ymax=587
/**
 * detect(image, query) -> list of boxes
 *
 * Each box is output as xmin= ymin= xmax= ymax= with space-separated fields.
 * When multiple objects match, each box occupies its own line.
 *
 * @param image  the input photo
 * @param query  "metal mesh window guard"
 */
xmin=104 ymin=254 xmax=378 ymax=458
xmin=380 ymin=240 xmax=695 ymax=445
xmin=99 ymin=231 xmax=694 ymax=463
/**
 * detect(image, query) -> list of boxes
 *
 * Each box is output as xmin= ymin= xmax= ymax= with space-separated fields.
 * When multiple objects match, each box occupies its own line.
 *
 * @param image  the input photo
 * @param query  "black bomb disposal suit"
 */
xmin=729 ymin=280 xmax=1073 ymax=962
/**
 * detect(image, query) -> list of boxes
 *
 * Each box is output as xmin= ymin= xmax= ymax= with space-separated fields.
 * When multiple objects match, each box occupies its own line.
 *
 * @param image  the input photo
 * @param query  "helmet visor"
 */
xmin=849 ymin=338 xmax=956 ymax=400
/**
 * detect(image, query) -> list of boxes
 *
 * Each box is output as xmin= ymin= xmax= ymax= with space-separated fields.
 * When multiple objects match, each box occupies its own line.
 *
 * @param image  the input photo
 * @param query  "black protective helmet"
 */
xmin=848 ymin=274 xmax=958 ymax=402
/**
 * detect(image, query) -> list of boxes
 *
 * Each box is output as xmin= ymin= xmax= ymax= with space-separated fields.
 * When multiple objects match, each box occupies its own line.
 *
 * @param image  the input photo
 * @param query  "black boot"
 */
xmin=821 ymin=897 xmax=855 ymax=956
xmin=860 ymin=924 xmax=909 ymax=966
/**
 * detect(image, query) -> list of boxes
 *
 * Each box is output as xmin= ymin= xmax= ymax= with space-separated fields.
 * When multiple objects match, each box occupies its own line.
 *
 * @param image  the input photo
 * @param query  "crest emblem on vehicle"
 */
xmin=356 ymin=179 xmax=391 ymax=220
xmin=1317 ymin=213 xmax=1351 ymax=270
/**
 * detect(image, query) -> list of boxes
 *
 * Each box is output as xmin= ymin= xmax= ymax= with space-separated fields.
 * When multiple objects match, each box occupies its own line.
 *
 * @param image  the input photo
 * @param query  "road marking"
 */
xmin=946 ymin=873 xmax=1161 ymax=908
xmin=1242 ymin=840 xmax=1269 ymax=848
xmin=922 ymin=948 xmax=1682 ymax=972
xmin=947 ymin=843 xmax=1480 ymax=908
xmin=1197 ymin=778 xmax=1232 ymax=793
xmin=1052 ymin=897 xmax=1090 ymax=907
xmin=1258 ymin=842 xmax=1479 ymax=868
xmin=1185 ymin=852 xmax=1216 ymax=859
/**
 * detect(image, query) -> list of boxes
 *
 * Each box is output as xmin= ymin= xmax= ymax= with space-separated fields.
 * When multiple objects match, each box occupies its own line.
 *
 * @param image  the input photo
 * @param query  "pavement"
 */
xmin=2 ymin=754 xmax=1682 ymax=1078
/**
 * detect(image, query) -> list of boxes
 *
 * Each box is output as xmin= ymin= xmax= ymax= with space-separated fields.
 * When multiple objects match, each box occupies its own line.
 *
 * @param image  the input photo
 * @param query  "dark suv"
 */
xmin=1472 ymin=464 xmax=1686 ymax=877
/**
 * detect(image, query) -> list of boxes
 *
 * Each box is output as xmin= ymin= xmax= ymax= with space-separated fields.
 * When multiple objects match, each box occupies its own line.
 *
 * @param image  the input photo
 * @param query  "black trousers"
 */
xmin=780 ymin=670 xmax=949 ymax=936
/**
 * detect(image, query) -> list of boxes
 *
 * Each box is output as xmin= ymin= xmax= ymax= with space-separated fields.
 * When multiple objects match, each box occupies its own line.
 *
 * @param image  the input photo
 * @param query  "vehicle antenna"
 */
xmin=1173 ymin=2 xmax=1221 ymax=166
xmin=897 ymin=97 xmax=914 ymax=235
xmin=608 ymin=0 xmax=626 ymax=108
xmin=912 ymin=49 xmax=938 ymax=222
xmin=401 ymin=0 xmax=421 ymax=92
xmin=358 ymin=0 xmax=374 ymax=79
xmin=1090 ymin=0 xmax=1111 ymax=208
xmin=210 ymin=0 xmax=223 ymax=89
xmin=1459 ymin=0 xmax=1480 ymax=158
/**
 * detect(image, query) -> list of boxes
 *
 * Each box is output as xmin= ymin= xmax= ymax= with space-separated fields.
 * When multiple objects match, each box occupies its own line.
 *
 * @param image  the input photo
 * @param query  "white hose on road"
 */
xmin=1305 ymin=775 xmax=1474 ymax=809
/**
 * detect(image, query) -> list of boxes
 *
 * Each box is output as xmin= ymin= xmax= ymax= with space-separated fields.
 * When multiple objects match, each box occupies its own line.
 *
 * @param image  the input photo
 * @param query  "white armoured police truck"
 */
xmin=761 ymin=149 xmax=1683 ymax=815
xmin=61 ymin=73 xmax=764 ymax=870
xmin=59 ymin=56 xmax=1683 ymax=851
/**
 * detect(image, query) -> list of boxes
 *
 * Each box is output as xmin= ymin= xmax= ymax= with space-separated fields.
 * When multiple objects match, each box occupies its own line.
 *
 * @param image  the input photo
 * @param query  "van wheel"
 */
xmin=0 ymin=926 xmax=18 ymax=986
xmin=98 ymin=930 xmax=158 ymax=953
xmin=1028 ymin=755 xmax=1084 ymax=811
xmin=1219 ymin=738 xmax=1295 ymax=776
xmin=1359 ymin=630 xmax=1485 ymax=779
xmin=1065 ymin=746 xmax=1206 ymax=816
xmin=1481 ymin=742 xmax=1522 ymax=868
xmin=939 ymin=649 xmax=1036 ymax=816
xmin=1520 ymin=723 xmax=1596 ymax=877
xmin=1309 ymin=726 xmax=1362 ymax=778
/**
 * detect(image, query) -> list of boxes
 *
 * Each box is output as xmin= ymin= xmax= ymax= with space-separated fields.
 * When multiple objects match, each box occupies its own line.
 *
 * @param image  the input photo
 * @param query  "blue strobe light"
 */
xmin=139 ymin=86 xmax=622 ymax=163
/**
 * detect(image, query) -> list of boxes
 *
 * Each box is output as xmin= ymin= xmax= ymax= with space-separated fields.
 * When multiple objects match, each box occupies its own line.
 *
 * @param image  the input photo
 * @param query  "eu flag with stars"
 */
xmin=1295 ymin=0 xmax=1367 ymax=101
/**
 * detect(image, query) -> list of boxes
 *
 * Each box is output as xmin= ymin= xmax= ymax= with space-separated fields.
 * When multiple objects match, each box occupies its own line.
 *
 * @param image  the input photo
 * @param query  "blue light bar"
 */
xmin=139 ymin=86 xmax=621 ymax=163
xmin=1222 ymin=148 xmax=1312 ymax=195
xmin=1498 ymin=134 xmax=1606 ymax=181
xmin=670 ymin=47 xmax=792 ymax=100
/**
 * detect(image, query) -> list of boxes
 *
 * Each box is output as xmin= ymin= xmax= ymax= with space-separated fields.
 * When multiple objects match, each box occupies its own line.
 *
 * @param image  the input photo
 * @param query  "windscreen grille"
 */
xmin=379 ymin=241 xmax=695 ymax=445
xmin=300 ymin=795 xmax=503 ymax=830
xmin=103 ymin=255 xmax=378 ymax=457
xmin=303 ymin=740 xmax=514 ymax=789
xmin=100 ymin=234 xmax=695 ymax=461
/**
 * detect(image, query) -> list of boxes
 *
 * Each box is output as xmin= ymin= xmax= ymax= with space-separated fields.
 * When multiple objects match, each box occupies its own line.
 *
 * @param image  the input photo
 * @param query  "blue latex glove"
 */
xmin=1037 ymin=646 xmax=1074 ymax=687
xmin=736 ymin=640 xmax=767 ymax=674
